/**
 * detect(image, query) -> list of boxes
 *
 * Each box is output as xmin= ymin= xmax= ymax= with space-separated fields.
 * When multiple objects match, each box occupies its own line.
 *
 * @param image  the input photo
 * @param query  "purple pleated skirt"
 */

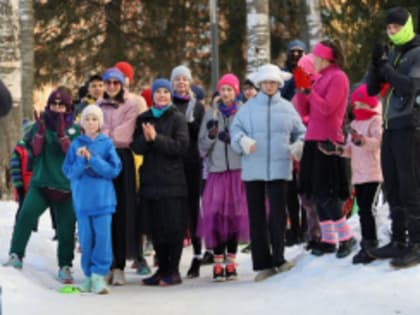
xmin=197 ymin=170 xmax=249 ymax=249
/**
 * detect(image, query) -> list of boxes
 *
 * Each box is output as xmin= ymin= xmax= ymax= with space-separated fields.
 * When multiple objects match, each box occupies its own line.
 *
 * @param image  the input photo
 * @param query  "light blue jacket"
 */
xmin=230 ymin=91 xmax=306 ymax=181
xmin=62 ymin=133 xmax=122 ymax=217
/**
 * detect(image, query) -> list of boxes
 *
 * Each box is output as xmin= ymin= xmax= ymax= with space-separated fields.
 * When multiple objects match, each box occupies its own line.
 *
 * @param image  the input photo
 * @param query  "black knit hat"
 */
xmin=385 ymin=7 xmax=409 ymax=26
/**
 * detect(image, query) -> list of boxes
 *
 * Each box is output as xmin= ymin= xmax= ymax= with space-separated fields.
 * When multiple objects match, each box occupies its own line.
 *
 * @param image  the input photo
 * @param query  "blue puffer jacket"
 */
xmin=62 ymin=133 xmax=122 ymax=217
xmin=230 ymin=91 xmax=306 ymax=181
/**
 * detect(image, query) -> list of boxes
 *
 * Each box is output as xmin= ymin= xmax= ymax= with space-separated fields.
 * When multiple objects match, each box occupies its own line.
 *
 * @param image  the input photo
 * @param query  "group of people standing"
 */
xmin=3 ymin=5 xmax=420 ymax=295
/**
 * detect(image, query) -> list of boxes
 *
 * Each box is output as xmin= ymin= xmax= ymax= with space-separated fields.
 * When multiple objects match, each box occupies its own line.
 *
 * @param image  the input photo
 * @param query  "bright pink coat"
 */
xmin=294 ymin=64 xmax=349 ymax=143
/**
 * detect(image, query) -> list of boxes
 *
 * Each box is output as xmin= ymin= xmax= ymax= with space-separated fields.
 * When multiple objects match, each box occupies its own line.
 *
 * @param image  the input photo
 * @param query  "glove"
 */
xmin=371 ymin=43 xmax=388 ymax=67
xmin=293 ymin=66 xmax=312 ymax=91
xmin=349 ymin=128 xmax=365 ymax=146
xmin=57 ymin=113 xmax=71 ymax=152
xmin=34 ymin=110 xmax=46 ymax=136
xmin=218 ymin=130 xmax=230 ymax=144
xmin=207 ymin=119 xmax=219 ymax=139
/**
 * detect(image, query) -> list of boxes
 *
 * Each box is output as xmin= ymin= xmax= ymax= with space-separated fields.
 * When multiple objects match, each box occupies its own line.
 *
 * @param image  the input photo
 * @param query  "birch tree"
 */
xmin=0 ymin=0 xmax=22 ymax=197
xmin=304 ymin=0 xmax=323 ymax=51
xmin=246 ymin=0 xmax=270 ymax=73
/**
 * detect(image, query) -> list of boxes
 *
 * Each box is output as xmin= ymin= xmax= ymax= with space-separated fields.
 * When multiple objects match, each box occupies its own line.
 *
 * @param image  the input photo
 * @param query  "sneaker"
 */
xmin=311 ymin=242 xmax=336 ymax=256
xmin=225 ymin=263 xmax=238 ymax=281
xmin=275 ymin=260 xmax=294 ymax=273
xmin=213 ymin=264 xmax=225 ymax=282
xmin=159 ymin=272 xmax=182 ymax=286
xmin=241 ymin=244 xmax=251 ymax=254
xmin=368 ymin=241 xmax=407 ymax=259
xmin=3 ymin=253 xmax=22 ymax=269
xmin=136 ymin=258 xmax=151 ymax=276
xmin=58 ymin=266 xmax=73 ymax=284
xmin=254 ymin=267 xmax=277 ymax=282
xmin=78 ymin=277 xmax=92 ymax=293
xmin=186 ymin=258 xmax=201 ymax=278
xmin=201 ymin=251 xmax=214 ymax=265
xmin=91 ymin=273 xmax=109 ymax=294
xmin=390 ymin=243 xmax=420 ymax=269
xmin=111 ymin=269 xmax=126 ymax=286
xmin=142 ymin=271 xmax=161 ymax=286
xmin=336 ymin=237 xmax=356 ymax=258
xmin=352 ymin=240 xmax=377 ymax=265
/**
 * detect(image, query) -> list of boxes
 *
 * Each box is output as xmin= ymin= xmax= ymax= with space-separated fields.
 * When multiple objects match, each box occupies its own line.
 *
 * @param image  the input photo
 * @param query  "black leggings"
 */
xmin=213 ymin=238 xmax=238 ymax=256
xmin=355 ymin=182 xmax=380 ymax=241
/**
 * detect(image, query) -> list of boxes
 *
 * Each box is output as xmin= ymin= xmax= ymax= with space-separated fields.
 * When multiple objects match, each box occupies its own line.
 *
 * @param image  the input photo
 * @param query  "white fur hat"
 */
xmin=80 ymin=104 xmax=104 ymax=129
xmin=256 ymin=64 xmax=292 ymax=88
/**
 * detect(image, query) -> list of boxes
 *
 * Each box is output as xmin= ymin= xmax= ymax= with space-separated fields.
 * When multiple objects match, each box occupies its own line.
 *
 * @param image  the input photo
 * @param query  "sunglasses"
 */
xmin=105 ymin=80 xmax=121 ymax=86
xmin=49 ymin=100 xmax=66 ymax=107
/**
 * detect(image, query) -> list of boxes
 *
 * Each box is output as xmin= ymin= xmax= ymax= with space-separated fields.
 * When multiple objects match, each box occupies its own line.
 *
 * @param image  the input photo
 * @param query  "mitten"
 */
xmin=293 ymin=66 xmax=312 ymax=91
xmin=218 ymin=130 xmax=231 ymax=144
xmin=32 ymin=111 xmax=46 ymax=156
xmin=34 ymin=110 xmax=46 ymax=136
xmin=207 ymin=119 xmax=219 ymax=139
xmin=57 ymin=113 xmax=71 ymax=152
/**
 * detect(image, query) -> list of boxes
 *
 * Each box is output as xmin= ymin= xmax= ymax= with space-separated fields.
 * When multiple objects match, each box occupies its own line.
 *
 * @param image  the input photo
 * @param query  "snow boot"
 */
xmin=186 ymin=258 xmax=201 ymax=278
xmin=142 ymin=271 xmax=161 ymax=286
xmin=352 ymin=239 xmax=378 ymax=264
xmin=311 ymin=242 xmax=336 ymax=256
xmin=159 ymin=272 xmax=182 ymax=286
xmin=225 ymin=263 xmax=238 ymax=281
xmin=91 ymin=273 xmax=109 ymax=294
xmin=3 ymin=253 xmax=23 ymax=269
xmin=111 ymin=269 xmax=126 ymax=286
xmin=390 ymin=243 xmax=420 ymax=268
xmin=368 ymin=241 xmax=407 ymax=259
xmin=336 ymin=237 xmax=357 ymax=258
xmin=213 ymin=264 xmax=225 ymax=282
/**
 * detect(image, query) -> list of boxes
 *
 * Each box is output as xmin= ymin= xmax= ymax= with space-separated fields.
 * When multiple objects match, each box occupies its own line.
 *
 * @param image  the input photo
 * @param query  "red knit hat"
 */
xmin=114 ymin=61 xmax=134 ymax=82
xmin=141 ymin=88 xmax=153 ymax=108
xmin=351 ymin=84 xmax=378 ymax=108
xmin=217 ymin=73 xmax=240 ymax=96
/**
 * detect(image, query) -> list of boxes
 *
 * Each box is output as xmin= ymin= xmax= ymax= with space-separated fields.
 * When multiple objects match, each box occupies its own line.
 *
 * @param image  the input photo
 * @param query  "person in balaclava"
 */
xmin=281 ymin=39 xmax=307 ymax=101
xmin=366 ymin=6 xmax=420 ymax=268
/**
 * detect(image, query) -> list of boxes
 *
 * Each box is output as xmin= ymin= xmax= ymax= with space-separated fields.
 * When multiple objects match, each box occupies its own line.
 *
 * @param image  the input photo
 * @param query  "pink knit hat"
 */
xmin=351 ymin=84 xmax=378 ymax=108
xmin=217 ymin=73 xmax=240 ymax=96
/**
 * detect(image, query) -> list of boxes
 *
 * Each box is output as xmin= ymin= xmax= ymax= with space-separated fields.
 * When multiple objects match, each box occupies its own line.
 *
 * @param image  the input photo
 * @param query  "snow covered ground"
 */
xmin=1 ymin=199 xmax=419 ymax=315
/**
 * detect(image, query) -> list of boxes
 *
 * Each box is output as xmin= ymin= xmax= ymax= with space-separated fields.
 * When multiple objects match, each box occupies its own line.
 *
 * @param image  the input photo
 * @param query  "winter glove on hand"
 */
xmin=32 ymin=110 xmax=46 ymax=156
xmin=293 ymin=66 xmax=312 ymax=91
xmin=207 ymin=119 xmax=219 ymax=139
xmin=218 ymin=130 xmax=231 ymax=144
xmin=57 ymin=113 xmax=71 ymax=153
xmin=34 ymin=110 xmax=46 ymax=137
xmin=371 ymin=43 xmax=388 ymax=67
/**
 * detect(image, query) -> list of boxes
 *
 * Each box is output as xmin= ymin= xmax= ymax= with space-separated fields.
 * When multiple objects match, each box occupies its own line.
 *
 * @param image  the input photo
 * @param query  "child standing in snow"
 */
xmin=63 ymin=105 xmax=121 ymax=294
xmin=197 ymin=73 xmax=249 ymax=282
xmin=318 ymin=83 xmax=382 ymax=264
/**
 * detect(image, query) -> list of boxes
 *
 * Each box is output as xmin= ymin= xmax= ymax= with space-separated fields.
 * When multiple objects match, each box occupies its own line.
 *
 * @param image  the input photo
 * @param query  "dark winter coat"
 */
xmin=367 ymin=35 xmax=420 ymax=130
xmin=130 ymin=106 xmax=189 ymax=199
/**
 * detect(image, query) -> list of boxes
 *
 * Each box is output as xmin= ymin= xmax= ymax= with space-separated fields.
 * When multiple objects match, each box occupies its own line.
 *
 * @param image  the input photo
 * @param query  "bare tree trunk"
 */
xmin=246 ymin=0 xmax=270 ymax=73
xmin=19 ymin=0 xmax=33 ymax=120
xmin=0 ymin=0 xmax=22 ymax=198
xmin=304 ymin=0 xmax=323 ymax=50
xmin=102 ymin=0 xmax=123 ymax=65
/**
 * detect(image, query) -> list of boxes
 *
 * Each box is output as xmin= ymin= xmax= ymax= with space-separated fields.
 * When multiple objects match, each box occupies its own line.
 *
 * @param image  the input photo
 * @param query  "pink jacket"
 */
xmin=97 ymin=92 xmax=140 ymax=148
xmin=294 ymin=64 xmax=349 ymax=143
xmin=341 ymin=114 xmax=383 ymax=184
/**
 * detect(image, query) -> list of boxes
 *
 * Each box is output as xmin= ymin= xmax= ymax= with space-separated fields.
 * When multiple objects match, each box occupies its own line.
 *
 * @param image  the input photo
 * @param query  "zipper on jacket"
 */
xmin=223 ymin=116 xmax=230 ymax=171
xmin=384 ymin=52 xmax=402 ymax=129
xmin=267 ymin=96 xmax=272 ymax=180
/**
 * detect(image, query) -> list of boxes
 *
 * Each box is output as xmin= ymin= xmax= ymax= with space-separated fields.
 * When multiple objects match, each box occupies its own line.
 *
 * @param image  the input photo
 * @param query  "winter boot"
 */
xmin=390 ymin=243 xmax=420 ymax=268
xmin=78 ymin=277 xmax=92 ymax=292
xmin=368 ymin=241 xmax=408 ymax=259
xmin=352 ymin=239 xmax=378 ymax=265
xmin=225 ymin=263 xmax=238 ymax=281
xmin=311 ymin=242 xmax=336 ymax=256
xmin=201 ymin=251 xmax=214 ymax=265
xmin=57 ymin=266 xmax=73 ymax=284
xmin=213 ymin=264 xmax=225 ymax=282
xmin=186 ymin=258 xmax=201 ymax=278
xmin=336 ymin=237 xmax=357 ymax=258
xmin=111 ymin=269 xmax=126 ymax=286
xmin=159 ymin=271 xmax=182 ymax=286
xmin=3 ymin=253 xmax=23 ymax=269
xmin=91 ymin=273 xmax=109 ymax=294
xmin=142 ymin=270 xmax=161 ymax=286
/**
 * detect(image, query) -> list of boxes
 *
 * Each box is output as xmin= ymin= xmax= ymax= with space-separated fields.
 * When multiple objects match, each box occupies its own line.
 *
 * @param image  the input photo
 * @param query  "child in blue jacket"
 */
xmin=63 ymin=105 xmax=121 ymax=294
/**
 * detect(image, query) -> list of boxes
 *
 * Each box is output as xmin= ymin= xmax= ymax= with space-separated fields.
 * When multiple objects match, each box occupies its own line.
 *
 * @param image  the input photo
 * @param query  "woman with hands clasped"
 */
xmin=131 ymin=79 xmax=189 ymax=287
xmin=230 ymin=64 xmax=306 ymax=281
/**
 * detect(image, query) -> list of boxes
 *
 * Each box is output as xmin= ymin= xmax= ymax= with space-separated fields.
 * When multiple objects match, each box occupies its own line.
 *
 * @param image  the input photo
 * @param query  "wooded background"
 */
xmin=0 ymin=0 xmax=418 ymax=196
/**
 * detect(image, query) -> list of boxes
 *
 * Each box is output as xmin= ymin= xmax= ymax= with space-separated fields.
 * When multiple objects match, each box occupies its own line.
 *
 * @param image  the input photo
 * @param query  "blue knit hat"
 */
xmin=152 ymin=78 xmax=172 ymax=96
xmin=102 ymin=68 xmax=125 ymax=86
xmin=287 ymin=39 xmax=307 ymax=52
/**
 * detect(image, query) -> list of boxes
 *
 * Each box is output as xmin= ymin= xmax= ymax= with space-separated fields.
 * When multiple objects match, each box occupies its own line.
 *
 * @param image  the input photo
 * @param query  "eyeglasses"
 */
xmin=105 ymin=80 xmax=121 ymax=86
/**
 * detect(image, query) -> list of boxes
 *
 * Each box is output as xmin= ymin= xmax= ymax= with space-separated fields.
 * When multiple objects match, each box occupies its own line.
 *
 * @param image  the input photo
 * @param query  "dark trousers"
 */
xmin=245 ymin=180 xmax=287 ymax=271
xmin=355 ymin=182 xmax=380 ymax=241
xmin=213 ymin=238 xmax=238 ymax=256
xmin=287 ymin=171 xmax=307 ymax=238
xmin=315 ymin=192 xmax=343 ymax=222
xmin=381 ymin=129 xmax=420 ymax=243
xmin=154 ymin=239 xmax=183 ymax=276
xmin=184 ymin=163 xmax=202 ymax=255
